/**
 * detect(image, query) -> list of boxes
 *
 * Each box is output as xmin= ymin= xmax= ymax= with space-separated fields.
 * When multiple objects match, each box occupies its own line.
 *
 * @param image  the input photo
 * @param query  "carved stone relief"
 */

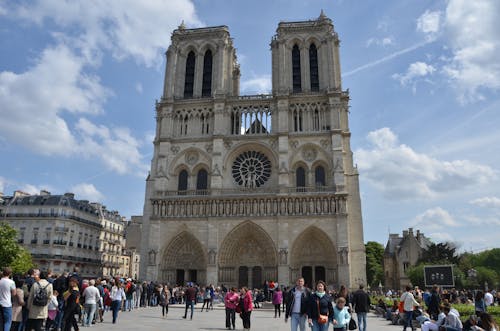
xmin=185 ymin=151 xmax=199 ymax=165
xmin=302 ymin=147 xmax=317 ymax=162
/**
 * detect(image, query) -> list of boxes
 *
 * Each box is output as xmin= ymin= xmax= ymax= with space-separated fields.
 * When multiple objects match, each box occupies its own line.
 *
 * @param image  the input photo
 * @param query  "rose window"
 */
xmin=232 ymin=151 xmax=271 ymax=188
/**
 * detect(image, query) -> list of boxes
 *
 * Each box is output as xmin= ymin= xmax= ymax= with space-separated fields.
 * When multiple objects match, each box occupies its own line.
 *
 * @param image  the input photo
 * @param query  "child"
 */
xmin=45 ymin=289 xmax=59 ymax=331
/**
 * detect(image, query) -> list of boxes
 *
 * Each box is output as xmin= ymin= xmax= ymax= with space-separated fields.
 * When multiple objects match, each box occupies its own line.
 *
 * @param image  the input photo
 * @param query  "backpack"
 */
xmin=33 ymin=281 xmax=50 ymax=306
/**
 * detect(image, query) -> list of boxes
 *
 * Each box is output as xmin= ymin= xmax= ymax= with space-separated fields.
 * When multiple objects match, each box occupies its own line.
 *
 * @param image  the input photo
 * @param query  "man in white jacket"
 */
xmin=400 ymin=285 xmax=420 ymax=331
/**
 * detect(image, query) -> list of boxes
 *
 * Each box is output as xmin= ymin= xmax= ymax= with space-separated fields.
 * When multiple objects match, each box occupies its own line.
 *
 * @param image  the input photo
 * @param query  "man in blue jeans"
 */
xmin=401 ymin=285 xmax=420 ymax=331
xmin=352 ymin=284 xmax=371 ymax=331
xmin=285 ymin=277 xmax=311 ymax=331
xmin=0 ymin=267 xmax=16 ymax=331
xmin=182 ymin=283 xmax=197 ymax=320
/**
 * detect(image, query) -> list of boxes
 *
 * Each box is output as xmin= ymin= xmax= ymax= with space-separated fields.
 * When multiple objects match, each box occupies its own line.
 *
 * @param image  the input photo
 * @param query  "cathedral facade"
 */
xmin=140 ymin=13 xmax=366 ymax=289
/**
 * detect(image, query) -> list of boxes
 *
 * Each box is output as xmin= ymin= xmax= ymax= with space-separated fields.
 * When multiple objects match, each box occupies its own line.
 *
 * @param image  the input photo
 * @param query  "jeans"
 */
xmin=111 ymin=300 xmax=121 ymax=323
xmin=290 ymin=312 xmax=307 ymax=331
xmin=1 ymin=306 xmax=13 ymax=331
xmin=84 ymin=303 xmax=97 ymax=326
xmin=55 ymin=298 xmax=65 ymax=329
xmin=241 ymin=311 xmax=251 ymax=329
xmin=311 ymin=319 xmax=330 ymax=331
xmin=184 ymin=300 xmax=195 ymax=319
xmin=357 ymin=312 xmax=367 ymax=331
xmin=225 ymin=308 xmax=235 ymax=329
xmin=403 ymin=310 xmax=413 ymax=330
xmin=125 ymin=298 xmax=133 ymax=311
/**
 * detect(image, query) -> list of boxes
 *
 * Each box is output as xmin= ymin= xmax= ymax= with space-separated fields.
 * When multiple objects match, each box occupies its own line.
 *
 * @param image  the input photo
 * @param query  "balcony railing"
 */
xmin=156 ymin=186 xmax=336 ymax=198
xmin=31 ymin=239 xmax=38 ymax=244
xmin=52 ymin=240 xmax=68 ymax=246
xmin=42 ymin=240 xmax=51 ymax=245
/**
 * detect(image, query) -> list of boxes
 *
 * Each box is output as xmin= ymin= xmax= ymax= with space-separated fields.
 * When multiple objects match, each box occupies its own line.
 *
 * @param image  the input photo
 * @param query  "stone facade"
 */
xmin=140 ymin=12 xmax=366 ymax=289
xmin=0 ymin=190 xmax=129 ymax=278
xmin=383 ymin=228 xmax=432 ymax=290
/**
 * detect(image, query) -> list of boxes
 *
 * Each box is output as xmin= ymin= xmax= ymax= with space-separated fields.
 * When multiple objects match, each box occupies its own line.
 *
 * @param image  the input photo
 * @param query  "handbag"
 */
xmin=349 ymin=318 xmax=357 ymax=330
xmin=317 ymin=299 xmax=328 ymax=324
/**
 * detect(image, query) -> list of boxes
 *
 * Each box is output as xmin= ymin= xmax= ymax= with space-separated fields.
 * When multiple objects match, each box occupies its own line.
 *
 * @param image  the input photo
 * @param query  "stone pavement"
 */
xmin=87 ymin=303 xmax=403 ymax=331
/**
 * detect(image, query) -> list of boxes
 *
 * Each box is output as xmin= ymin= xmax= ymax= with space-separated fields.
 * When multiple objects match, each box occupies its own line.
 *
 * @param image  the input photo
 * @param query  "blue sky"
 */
xmin=1 ymin=0 xmax=499 ymax=252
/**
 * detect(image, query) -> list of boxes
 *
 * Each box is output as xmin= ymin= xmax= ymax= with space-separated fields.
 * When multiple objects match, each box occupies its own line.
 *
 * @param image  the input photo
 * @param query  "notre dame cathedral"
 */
xmin=140 ymin=12 xmax=366 ymax=289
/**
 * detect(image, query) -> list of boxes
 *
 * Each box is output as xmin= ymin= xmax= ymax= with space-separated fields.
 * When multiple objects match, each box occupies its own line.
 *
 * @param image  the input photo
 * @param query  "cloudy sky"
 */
xmin=1 ymin=0 xmax=499 ymax=252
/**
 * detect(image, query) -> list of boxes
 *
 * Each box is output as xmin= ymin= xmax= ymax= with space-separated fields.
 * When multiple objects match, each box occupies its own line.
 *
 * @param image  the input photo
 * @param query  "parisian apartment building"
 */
xmin=0 ymin=190 xmax=133 ymax=278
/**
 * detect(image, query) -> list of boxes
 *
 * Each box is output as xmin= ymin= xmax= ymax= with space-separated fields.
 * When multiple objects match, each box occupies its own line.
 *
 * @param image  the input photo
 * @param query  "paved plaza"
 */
xmin=88 ymin=303 xmax=401 ymax=331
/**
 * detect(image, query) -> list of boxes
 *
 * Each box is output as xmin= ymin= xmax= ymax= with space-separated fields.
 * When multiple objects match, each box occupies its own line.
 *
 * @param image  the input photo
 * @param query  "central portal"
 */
xmin=219 ymin=221 xmax=278 ymax=288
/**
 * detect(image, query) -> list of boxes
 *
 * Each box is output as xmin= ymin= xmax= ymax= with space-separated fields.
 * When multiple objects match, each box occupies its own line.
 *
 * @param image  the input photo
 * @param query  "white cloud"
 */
xmin=241 ymin=74 xmax=272 ymax=94
xmin=393 ymin=61 xmax=436 ymax=86
xmin=443 ymin=0 xmax=500 ymax=102
xmin=0 ymin=176 xmax=5 ymax=193
xmin=411 ymin=207 xmax=459 ymax=231
xmin=0 ymin=45 xmax=109 ymax=155
xmin=417 ymin=10 xmax=441 ymax=41
xmin=469 ymin=196 xmax=500 ymax=208
xmin=366 ymin=37 xmax=393 ymax=48
xmin=71 ymin=183 xmax=104 ymax=202
xmin=76 ymin=118 xmax=148 ymax=176
xmin=356 ymin=128 xmax=496 ymax=199
xmin=19 ymin=184 xmax=56 ymax=196
xmin=135 ymin=82 xmax=143 ymax=94
xmin=13 ymin=0 xmax=201 ymax=67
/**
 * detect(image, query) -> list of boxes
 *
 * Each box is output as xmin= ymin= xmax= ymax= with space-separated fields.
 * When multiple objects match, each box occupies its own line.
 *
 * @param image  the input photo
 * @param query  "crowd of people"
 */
xmin=3 ymin=266 xmax=499 ymax=331
xmin=374 ymin=285 xmax=499 ymax=331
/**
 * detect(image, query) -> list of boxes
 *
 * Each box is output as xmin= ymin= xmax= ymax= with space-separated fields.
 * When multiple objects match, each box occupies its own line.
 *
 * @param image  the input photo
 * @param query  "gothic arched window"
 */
xmin=202 ymin=50 xmax=212 ymax=97
xmin=292 ymin=44 xmax=301 ymax=93
xmin=315 ymin=166 xmax=326 ymax=187
xmin=184 ymin=51 xmax=195 ymax=98
xmin=178 ymin=169 xmax=188 ymax=193
xmin=296 ymin=166 xmax=306 ymax=191
xmin=309 ymin=44 xmax=319 ymax=91
xmin=196 ymin=169 xmax=208 ymax=194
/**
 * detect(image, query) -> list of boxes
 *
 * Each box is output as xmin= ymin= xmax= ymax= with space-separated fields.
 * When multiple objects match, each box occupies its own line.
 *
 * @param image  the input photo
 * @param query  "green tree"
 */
xmin=10 ymin=247 xmax=34 ymax=274
xmin=0 ymin=223 xmax=34 ymax=273
xmin=419 ymin=242 xmax=459 ymax=264
xmin=474 ymin=249 xmax=500 ymax=276
xmin=365 ymin=241 xmax=385 ymax=288
xmin=407 ymin=263 xmax=425 ymax=287
xmin=0 ymin=223 xmax=22 ymax=268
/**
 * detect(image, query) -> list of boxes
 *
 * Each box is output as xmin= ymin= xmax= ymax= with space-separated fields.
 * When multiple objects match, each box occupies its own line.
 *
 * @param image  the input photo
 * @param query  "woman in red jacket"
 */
xmin=239 ymin=287 xmax=254 ymax=331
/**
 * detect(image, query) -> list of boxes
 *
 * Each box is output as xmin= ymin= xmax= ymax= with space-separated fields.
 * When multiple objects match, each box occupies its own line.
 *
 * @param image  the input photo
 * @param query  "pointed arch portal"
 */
xmin=290 ymin=226 xmax=337 ymax=287
xmin=160 ymin=231 xmax=206 ymax=285
xmin=218 ymin=221 xmax=277 ymax=288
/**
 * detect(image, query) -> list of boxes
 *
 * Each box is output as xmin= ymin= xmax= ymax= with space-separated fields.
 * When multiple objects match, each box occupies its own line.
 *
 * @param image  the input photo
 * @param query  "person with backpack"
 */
xmin=124 ymin=280 xmax=135 ymax=311
xmin=26 ymin=269 xmax=53 ymax=331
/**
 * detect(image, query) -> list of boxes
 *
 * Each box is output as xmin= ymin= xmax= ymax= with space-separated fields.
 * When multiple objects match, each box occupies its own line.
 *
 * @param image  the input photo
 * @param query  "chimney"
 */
xmin=402 ymin=230 xmax=409 ymax=237
xmin=40 ymin=190 xmax=51 ymax=196
xmin=14 ymin=190 xmax=30 ymax=198
xmin=64 ymin=192 xmax=75 ymax=199
xmin=408 ymin=228 xmax=414 ymax=236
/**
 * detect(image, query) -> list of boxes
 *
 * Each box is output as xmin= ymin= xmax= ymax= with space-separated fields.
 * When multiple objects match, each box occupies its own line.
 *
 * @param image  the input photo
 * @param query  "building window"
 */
xmin=196 ymin=169 xmax=208 ymax=193
xmin=296 ymin=167 xmax=306 ymax=191
xmin=309 ymin=44 xmax=319 ymax=91
xmin=315 ymin=166 xmax=326 ymax=187
xmin=178 ymin=170 xmax=188 ymax=193
xmin=292 ymin=44 xmax=301 ymax=93
xmin=202 ymin=50 xmax=212 ymax=97
xmin=184 ymin=51 xmax=195 ymax=98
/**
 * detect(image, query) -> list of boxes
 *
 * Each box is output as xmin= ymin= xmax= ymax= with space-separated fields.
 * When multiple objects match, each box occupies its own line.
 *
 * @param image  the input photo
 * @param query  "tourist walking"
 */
xmin=26 ymin=270 xmax=53 ymax=331
xmin=332 ymin=297 xmax=351 ymax=331
xmin=110 ymin=279 xmax=126 ymax=324
xmin=400 ymin=285 xmax=420 ymax=331
xmin=182 ymin=283 xmax=197 ymax=320
xmin=307 ymin=281 xmax=333 ymax=331
xmin=475 ymin=291 xmax=487 ymax=317
xmin=285 ymin=277 xmax=311 ymax=331
xmin=201 ymin=286 xmax=212 ymax=312
xmin=82 ymin=280 xmax=100 ymax=327
xmin=239 ymin=287 xmax=253 ymax=331
xmin=224 ymin=287 xmax=239 ymax=330
xmin=62 ymin=277 xmax=80 ymax=331
xmin=0 ymin=267 xmax=16 ymax=331
xmin=273 ymin=287 xmax=283 ymax=318
xmin=45 ymin=289 xmax=58 ymax=331
xmin=159 ymin=285 xmax=170 ymax=319
xmin=427 ymin=285 xmax=441 ymax=320
xmin=352 ymin=284 xmax=371 ymax=331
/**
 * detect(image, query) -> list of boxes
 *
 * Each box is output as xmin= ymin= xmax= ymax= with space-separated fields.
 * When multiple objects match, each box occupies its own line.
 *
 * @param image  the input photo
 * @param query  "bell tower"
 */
xmin=271 ymin=11 xmax=342 ymax=95
xmin=162 ymin=24 xmax=240 ymax=100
